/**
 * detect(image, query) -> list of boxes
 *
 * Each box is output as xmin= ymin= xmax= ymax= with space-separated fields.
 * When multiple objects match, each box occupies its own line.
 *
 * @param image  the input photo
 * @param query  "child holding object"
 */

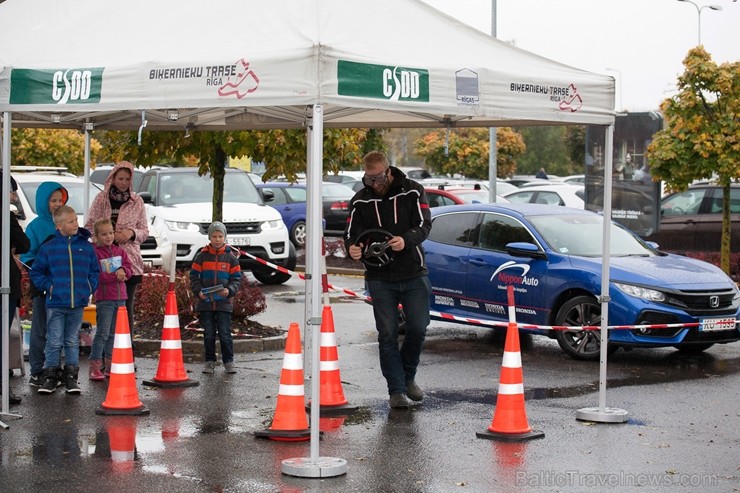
xmin=189 ymin=221 xmax=242 ymax=374
xmin=89 ymin=218 xmax=133 ymax=381
xmin=29 ymin=205 xmax=99 ymax=394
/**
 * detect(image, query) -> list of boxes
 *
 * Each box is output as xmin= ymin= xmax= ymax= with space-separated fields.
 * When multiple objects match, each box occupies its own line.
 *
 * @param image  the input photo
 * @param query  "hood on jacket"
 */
xmin=102 ymin=161 xmax=136 ymax=195
xmin=34 ymin=181 xmax=69 ymax=220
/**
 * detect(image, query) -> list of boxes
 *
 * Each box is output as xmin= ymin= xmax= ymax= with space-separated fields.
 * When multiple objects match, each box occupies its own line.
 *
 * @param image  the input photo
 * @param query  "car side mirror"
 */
xmin=139 ymin=191 xmax=153 ymax=204
xmin=505 ymin=241 xmax=547 ymax=259
xmin=261 ymin=190 xmax=275 ymax=203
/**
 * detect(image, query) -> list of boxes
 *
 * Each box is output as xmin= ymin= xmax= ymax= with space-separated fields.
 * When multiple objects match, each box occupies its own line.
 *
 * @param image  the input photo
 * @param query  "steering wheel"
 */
xmin=670 ymin=206 xmax=685 ymax=215
xmin=355 ymin=229 xmax=395 ymax=268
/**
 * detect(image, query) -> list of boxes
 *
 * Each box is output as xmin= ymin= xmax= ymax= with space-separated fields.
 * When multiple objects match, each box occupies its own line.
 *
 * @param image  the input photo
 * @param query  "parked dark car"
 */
xmin=256 ymin=181 xmax=353 ymax=243
xmin=645 ymin=183 xmax=740 ymax=253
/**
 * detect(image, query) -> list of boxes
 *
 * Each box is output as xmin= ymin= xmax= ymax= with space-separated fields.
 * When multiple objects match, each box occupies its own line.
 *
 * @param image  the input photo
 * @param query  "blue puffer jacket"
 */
xmin=29 ymin=227 xmax=100 ymax=309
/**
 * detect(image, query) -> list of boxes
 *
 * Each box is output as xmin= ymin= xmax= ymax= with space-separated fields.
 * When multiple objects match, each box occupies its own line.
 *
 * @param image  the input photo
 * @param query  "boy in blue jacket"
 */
xmin=30 ymin=205 xmax=99 ymax=394
xmin=20 ymin=181 xmax=68 ymax=387
xmin=190 ymin=222 xmax=242 ymax=374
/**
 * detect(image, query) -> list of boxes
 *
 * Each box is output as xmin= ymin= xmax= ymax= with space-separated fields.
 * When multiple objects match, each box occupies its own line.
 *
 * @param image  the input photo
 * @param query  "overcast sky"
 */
xmin=421 ymin=0 xmax=740 ymax=112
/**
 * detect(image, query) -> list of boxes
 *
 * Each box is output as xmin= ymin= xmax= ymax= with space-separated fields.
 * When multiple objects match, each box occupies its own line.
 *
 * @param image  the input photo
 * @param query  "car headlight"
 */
xmin=164 ymin=220 xmax=200 ymax=233
xmin=261 ymin=220 xmax=284 ymax=231
xmin=614 ymin=282 xmax=666 ymax=302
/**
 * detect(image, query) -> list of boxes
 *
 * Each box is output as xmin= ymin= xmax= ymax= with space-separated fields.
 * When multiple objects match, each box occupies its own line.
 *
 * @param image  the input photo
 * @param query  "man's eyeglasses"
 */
xmin=362 ymin=169 xmax=389 ymax=187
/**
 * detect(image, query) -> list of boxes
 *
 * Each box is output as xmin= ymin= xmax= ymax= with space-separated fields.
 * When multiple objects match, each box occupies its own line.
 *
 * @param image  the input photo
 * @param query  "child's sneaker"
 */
xmin=224 ymin=362 xmax=236 ymax=374
xmin=202 ymin=361 xmax=215 ymax=374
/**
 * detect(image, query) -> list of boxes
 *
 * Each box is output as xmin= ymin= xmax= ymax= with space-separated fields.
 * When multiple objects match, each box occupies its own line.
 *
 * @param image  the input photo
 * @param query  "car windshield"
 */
xmin=451 ymin=190 xmax=490 ymax=204
xmin=322 ymin=183 xmax=355 ymax=199
xmin=19 ymin=181 xmax=101 ymax=215
xmin=158 ymin=171 xmax=261 ymax=205
xmin=528 ymin=214 xmax=654 ymax=257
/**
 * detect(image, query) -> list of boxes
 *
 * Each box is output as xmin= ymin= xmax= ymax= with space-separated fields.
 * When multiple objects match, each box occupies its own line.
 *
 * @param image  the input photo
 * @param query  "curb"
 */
xmin=134 ymin=334 xmax=287 ymax=358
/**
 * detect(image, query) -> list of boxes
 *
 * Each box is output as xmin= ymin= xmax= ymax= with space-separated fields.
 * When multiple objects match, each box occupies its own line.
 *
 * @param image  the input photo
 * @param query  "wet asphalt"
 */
xmin=1 ymin=272 xmax=739 ymax=493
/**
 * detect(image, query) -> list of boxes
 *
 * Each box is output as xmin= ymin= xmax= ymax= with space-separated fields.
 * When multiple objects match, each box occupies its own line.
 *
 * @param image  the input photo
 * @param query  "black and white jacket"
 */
xmin=344 ymin=167 xmax=432 ymax=282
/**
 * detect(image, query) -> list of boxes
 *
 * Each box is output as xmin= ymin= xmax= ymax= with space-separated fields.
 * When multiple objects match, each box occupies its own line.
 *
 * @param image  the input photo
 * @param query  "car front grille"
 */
xmin=197 ymin=222 xmax=262 ymax=235
xmin=664 ymin=288 xmax=738 ymax=316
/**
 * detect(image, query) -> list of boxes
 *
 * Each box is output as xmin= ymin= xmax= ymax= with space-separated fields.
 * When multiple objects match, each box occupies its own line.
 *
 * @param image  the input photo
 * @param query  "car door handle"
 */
xmin=469 ymin=258 xmax=487 ymax=266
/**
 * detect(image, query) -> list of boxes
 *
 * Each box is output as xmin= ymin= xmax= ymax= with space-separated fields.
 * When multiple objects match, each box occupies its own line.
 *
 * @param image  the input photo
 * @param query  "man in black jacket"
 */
xmin=1 ymin=173 xmax=30 ymax=405
xmin=345 ymin=151 xmax=432 ymax=409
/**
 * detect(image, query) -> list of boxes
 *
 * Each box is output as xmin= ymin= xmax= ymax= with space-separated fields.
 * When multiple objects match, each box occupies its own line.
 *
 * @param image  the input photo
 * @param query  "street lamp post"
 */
xmin=677 ymin=0 xmax=723 ymax=45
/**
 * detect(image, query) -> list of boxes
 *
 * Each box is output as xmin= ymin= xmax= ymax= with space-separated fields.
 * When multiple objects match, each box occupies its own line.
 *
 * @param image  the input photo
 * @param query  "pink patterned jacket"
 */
xmin=85 ymin=161 xmax=149 ymax=276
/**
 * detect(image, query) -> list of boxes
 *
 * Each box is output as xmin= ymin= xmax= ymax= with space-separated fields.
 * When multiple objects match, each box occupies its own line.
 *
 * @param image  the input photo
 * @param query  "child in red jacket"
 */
xmin=190 ymin=222 xmax=242 ymax=375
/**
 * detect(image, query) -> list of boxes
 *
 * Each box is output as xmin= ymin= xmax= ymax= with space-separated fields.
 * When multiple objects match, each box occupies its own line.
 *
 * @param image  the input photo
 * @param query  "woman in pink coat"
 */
xmin=86 ymin=161 xmax=149 ymax=345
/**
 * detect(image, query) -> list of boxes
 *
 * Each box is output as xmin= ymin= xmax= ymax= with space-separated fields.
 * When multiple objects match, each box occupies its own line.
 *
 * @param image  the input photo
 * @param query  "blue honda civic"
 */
xmin=421 ymin=203 xmax=740 ymax=360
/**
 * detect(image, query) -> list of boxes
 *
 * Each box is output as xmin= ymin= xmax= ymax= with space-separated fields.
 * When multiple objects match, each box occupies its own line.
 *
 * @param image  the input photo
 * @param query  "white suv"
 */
xmin=11 ymin=166 xmax=173 ymax=270
xmin=137 ymin=167 xmax=296 ymax=284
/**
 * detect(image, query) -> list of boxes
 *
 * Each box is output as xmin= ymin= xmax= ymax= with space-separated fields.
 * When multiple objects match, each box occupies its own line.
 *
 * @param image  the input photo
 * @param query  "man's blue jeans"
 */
xmin=200 ymin=310 xmax=234 ymax=364
xmin=367 ymin=276 xmax=431 ymax=396
xmin=29 ymin=295 xmax=48 ymax=375
xmin=45 ymin=306 xmax=84 ymax=368
xmin=91 ymin=300 xmax=125 ymax=361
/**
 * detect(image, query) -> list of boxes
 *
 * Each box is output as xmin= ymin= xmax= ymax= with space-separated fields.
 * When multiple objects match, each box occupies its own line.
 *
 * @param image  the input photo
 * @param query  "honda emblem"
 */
xmin=709 ymin=295 xmax=720 ymax=308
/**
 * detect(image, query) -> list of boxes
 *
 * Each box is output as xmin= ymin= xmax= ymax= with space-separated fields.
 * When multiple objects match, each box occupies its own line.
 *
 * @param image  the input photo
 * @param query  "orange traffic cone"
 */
xmin=106 ymin=416 xmax=137 ymax=472
xmin=96 ymin=306 xmax=150 ymax=416
xmin=144 ymin=286 xmax=198 ymax=388
xmin=306 ymin=306 xmax=358 ymax=415
xmin=477 ymin=320 xmax=544 ymax=441
xmin=254 ymin=323 xmax=311 ymax=441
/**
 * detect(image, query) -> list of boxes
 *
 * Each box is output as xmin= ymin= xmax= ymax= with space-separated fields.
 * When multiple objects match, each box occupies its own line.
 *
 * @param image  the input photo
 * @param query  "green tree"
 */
xmin=97 ymin=128 xmax=371 ymax=221
xmin=646 ymin=47 xmax=740 ymax=274
xmin=514 ymin=126 xmax=574 ymax=176
xmin=414 ymin=127 xmax=525 ymax=179
xmin=11 ymin=128 xmax=102 ymax=175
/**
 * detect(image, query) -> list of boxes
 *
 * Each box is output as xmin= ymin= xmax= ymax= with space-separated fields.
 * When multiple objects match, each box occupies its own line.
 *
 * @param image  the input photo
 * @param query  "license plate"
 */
xmin=699 ymin=317 xmax=737 ymax=332
xmin=230 ymin=236 xmax=251 ymax=246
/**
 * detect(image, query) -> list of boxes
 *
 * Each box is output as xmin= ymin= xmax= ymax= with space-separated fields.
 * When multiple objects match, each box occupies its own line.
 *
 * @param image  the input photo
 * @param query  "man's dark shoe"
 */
xmin=389 ymin=393 xmax=410 ymax=409
xmin=406 ymin=380 xmax=423 ymax=402
xmin=28 ymin=373 xmax=44 ymax=388
xmin=0 ymin=389 xmax=21 ymax=405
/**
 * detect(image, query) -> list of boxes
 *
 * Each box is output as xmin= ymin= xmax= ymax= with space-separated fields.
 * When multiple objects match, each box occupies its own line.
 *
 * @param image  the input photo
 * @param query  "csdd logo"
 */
xmin=383 ymin=68 xmax=420 ymax=100
xmin=52 ymin=70 xmax=93 ymax=104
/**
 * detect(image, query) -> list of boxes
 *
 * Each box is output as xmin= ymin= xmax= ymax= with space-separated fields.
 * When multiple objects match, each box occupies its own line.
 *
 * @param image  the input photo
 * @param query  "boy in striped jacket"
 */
xmin=29 ymin=205 xmax=99 ymax=394
xmin=190 ymin=222 xmax=242 ymax=375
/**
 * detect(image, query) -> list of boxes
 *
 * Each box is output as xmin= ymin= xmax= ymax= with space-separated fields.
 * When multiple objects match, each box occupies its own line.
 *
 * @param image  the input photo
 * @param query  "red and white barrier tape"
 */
xmin=230 ymin=249 xmax=740 ymax=332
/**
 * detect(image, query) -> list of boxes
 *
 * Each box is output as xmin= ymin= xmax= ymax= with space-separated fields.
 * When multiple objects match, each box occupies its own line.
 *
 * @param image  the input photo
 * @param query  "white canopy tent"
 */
xmin=0 ymin=0 xmax=619 ymax=457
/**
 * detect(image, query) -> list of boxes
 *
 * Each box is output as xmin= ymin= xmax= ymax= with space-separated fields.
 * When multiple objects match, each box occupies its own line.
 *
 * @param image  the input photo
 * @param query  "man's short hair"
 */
xmin=53 ymin=205 xmax=77 ymax=224
xmin=363 ymin=151 xmax=390 ymax=169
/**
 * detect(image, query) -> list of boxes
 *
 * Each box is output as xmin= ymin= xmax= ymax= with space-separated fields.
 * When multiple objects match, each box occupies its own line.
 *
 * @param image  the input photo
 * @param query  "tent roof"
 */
xmin=0 ymin=0 xmax=614 ymax=131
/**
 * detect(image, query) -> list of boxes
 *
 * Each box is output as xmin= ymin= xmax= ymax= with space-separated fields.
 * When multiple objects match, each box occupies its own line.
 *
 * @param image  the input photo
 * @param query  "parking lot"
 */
xmin=1 ymin=272 xmax=738 ymax=492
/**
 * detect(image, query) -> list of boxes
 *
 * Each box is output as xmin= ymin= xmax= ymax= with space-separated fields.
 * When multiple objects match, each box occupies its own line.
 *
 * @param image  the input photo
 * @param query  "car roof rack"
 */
xmin=11 ymin=165 xmax=69 ymax=173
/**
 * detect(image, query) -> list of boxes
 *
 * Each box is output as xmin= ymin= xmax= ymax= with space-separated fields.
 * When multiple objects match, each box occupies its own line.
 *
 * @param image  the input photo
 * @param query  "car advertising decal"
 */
xmin=10 ymin=68 xmax=104 ymax=104
xmin=491 ymin=260 xmax=539 ymax=295
xmin=337 ymin=60 xmax=429 ymax=102
xmin=147 ymin=58 xmax=260 ymax=99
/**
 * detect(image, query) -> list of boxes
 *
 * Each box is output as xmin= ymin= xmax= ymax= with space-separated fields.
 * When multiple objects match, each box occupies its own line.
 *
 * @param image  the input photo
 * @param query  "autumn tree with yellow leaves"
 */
xmin=414 ymin=127 xmax=525 ymax=179
xmin=646 ymin=47 xmax=739 ymax=274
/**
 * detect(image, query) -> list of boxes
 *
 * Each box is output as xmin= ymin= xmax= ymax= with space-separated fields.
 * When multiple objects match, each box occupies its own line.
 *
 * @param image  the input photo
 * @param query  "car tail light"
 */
xmin=330 ymin=200 xmax=349 ymax=211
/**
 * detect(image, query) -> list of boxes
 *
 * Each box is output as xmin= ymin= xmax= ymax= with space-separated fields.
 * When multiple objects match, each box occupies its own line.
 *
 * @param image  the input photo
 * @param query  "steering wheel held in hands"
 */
xmin=355 ymin=229 xmax=395 ymax=267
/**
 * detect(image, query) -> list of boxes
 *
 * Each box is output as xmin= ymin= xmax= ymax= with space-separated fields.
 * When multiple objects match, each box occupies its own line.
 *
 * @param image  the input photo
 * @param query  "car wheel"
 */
xmin=674 ymin=343 xmax=714 ymax=353
xmin=554 ymin=295 xmax=617 ymax=361
xmin=290 ymin=221 xmax=307 ymax=248
xmin=252 ymin=242 xmax=297 ymax=285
